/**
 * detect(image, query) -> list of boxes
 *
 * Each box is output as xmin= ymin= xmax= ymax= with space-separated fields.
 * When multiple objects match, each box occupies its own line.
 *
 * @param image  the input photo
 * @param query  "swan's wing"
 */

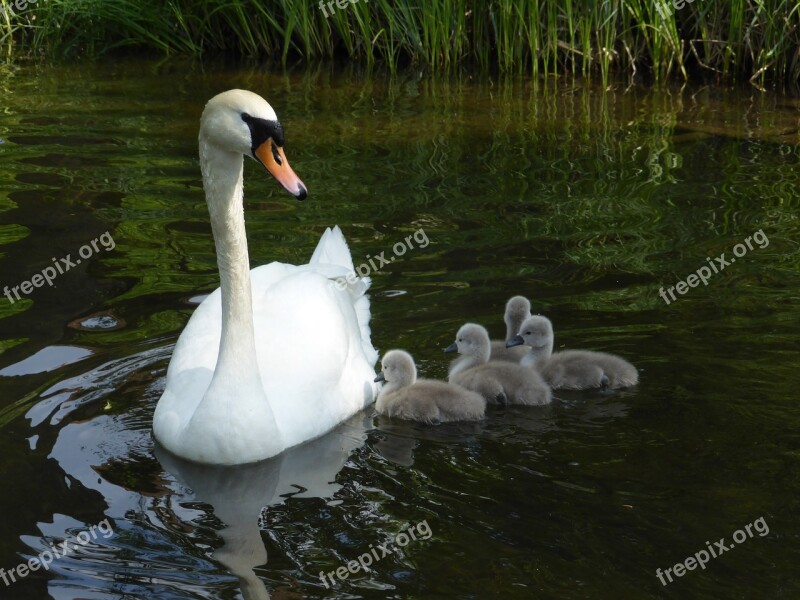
xmin=251 ymin=268 xmax=377 ymax=448
xmin=300 ymin=226 xmax=376 ymax=365
xmin=351 ymin=278 xmax=377 ymax=364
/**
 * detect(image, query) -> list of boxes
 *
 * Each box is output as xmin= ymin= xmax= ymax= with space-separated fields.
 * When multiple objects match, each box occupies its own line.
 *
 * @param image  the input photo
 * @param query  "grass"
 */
xmin=2 ymin=0 xmax=799 ymax=85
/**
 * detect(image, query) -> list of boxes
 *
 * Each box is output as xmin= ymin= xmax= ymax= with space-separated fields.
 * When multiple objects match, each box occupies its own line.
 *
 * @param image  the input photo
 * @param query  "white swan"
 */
xmin=153 ymin=90 xmax=378 ymax=465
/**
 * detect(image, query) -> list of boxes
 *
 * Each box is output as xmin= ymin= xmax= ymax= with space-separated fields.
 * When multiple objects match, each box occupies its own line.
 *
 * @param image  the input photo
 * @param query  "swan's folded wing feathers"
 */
xmin=305 ymin=226 xmax=376 ymax=365
xmin=352 ymin=280 xmax=377 ymax=364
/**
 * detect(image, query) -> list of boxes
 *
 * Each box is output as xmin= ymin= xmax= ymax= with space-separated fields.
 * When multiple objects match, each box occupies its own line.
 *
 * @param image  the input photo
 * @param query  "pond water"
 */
xmin=0 ymin=59 xmax=799 ymax=599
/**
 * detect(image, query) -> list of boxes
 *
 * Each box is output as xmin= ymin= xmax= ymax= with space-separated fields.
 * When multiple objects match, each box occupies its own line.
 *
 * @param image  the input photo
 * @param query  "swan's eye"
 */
xmin=525 ymin=331 xmax=531 ymax=335
xmin=241 ymin=113 xmax=286 ymax=156
xmin=271 ymin=142 xmax=282 ymax=166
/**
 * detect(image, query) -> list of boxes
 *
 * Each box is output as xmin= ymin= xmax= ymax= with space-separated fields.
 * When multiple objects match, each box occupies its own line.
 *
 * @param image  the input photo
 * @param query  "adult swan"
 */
xmin=153 ymin=90 xmax=378 ymax=465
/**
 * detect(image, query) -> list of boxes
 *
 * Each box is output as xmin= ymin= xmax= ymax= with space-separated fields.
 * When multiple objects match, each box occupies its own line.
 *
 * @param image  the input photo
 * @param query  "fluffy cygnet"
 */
xmin=445 ymin=323 xmax=552 ymax=406
xmin=374 ymin=350 xmax=486 ymax=424
xmin=489 ymin=295 xmax=532 ymax=363
xmin=507 ymin=315 xmax=638 ymax=390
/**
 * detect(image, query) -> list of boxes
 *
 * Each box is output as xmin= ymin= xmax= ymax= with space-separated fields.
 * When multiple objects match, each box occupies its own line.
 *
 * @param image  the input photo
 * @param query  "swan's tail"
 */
xmin=309 ymin=225 xmax=355 ymax=271
xmin=311 ymin=226 xmax=378 ymax=365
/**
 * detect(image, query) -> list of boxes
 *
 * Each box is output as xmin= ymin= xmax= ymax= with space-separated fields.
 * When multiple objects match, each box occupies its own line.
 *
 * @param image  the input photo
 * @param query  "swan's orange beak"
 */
xmin=255 ymin=140 xmax=307 ymax=200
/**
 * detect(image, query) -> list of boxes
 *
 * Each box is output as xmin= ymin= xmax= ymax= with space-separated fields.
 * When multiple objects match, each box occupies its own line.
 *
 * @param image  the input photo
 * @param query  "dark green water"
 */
xmin=0 ymin=59 xmax=799 ymax=599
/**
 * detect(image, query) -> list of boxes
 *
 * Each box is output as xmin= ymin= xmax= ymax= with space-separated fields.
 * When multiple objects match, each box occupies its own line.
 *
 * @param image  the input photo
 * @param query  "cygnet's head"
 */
xmin=200 ymin=89 xmax=307 ymax=199
xmin=374 ymin=350 xmax=417 ymax=388
xmin=504 ymin=295 xmax=532 ymax=337
xmin=507 ymin=315 xmax=554 ymax=349
xmin=444 ymin=323 xmax=491 ymax=362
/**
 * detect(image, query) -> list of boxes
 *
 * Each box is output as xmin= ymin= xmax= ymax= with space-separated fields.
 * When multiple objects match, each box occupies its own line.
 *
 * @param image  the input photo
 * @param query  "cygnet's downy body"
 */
xmin=446 ymin=323 xmax=552 ymax=406
xmin=375 ymin=350 xmax=486 ymax=424
xmin=507 ymin=315 xmax=638 ymax=390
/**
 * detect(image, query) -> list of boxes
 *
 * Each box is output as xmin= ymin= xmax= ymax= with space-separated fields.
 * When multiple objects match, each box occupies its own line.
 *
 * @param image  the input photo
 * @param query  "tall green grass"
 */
xmin=2 ymin=0 xmax=799 ymax=85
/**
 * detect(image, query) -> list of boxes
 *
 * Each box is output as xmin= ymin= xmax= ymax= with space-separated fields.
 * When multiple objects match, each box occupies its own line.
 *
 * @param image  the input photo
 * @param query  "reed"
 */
xmin=2 ymin=0 xmax=799 ymax=85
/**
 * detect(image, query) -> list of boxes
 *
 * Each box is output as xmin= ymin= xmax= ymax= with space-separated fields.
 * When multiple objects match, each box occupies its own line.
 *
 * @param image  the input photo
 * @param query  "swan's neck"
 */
xmin=201 ymin=141 xmax=261 ymax=380
xmin=177 ymin=136 xmax=282 ymax=464
xmin=523 ymin=339 xmax=553 ymax=368
xmin=379 ymin=369 xmax=417 ymax=397
xmin=450 ymin=345 xmax=490 ymax=376
xmin=378 ymin=380 xmax=401 ymax=400
xmin=378 ymin=368 xmax=415 ymax=401
xmin=505 ymin=311 xmax=529 ymax=342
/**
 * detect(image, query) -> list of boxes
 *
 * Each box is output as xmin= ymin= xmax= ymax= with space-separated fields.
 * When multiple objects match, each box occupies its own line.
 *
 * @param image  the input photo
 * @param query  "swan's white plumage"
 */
xmin=155 ymin=227 xmax=378 ymax=463
xmin=153 ymin=90 xmax=377 ymax=465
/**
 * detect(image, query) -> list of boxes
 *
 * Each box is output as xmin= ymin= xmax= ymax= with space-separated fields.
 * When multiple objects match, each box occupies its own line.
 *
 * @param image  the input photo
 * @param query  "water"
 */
xmin=1 ymin=59 xmax=799 ymax=599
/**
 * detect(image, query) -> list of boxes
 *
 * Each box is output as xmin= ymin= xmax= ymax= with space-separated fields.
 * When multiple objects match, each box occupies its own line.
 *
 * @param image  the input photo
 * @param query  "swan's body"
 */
xmin=489 ymin=296 xmax=532 ymax=363
xmin=508 ymin=315 xmax=638 ymax=390
xmin=153 ymin=90 xmax=377 ymax=465
xmin=446 ymin=324 xmax=551 ymax=406
xmin=375 ymin=350 xmax=485 ymax=424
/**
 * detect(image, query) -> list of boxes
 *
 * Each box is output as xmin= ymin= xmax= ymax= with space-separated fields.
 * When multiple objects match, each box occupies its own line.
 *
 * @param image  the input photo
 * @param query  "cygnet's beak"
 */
xmin=506 ymin=335 xmax=525 ymax=348
xmin=254 ymin=139 xmax=307 ymax=200
xmin=374 ymin=373 xmax=386 ymax=383
xmin=444 ymin=343 xmax=458 ymax=353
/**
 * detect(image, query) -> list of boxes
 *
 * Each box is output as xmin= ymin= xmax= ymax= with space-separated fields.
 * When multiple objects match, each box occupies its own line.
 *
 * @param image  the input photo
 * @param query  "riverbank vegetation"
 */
xmin=2 ymin=0 xmax=799 ymax=86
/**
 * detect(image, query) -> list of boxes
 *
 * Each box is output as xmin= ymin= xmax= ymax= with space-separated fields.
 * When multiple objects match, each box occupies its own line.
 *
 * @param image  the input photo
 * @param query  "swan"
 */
xmin=153 ymin=89 xmax=378 ymax=465
xmin=445 ymin=323 xmax=552 ymax=406
xmin=507 ymin=315 xmax=638 ymax=390
xmin=374 ymin=350 xmax=485 ymax=423
xmin=489 ymin=295 xmax=532 ymax=362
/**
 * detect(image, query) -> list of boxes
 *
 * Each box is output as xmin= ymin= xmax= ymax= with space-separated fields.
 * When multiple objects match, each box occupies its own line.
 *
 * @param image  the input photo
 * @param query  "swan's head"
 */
xmin=374 ymin=350 xmax=417 ymax=388
xmin=200 ymin=89 xmax=307 ymax=199
xmin=504 ymin=295 xmax=532 ymax=331
xmin=444 ymin=323 xmax=491 ymax=361
xmin=507 ymin=315 xmax=553 ymax=349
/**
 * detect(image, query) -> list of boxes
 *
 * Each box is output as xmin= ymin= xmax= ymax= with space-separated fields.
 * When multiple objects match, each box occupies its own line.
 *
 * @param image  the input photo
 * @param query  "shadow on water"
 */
xmin=0 ymin=59 xmax=799 ymax=598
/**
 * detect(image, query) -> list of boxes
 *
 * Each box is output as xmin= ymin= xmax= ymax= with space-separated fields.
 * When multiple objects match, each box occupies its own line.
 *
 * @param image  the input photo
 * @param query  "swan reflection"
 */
xmin=154 ymin=411 xmax=372 ymax=599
